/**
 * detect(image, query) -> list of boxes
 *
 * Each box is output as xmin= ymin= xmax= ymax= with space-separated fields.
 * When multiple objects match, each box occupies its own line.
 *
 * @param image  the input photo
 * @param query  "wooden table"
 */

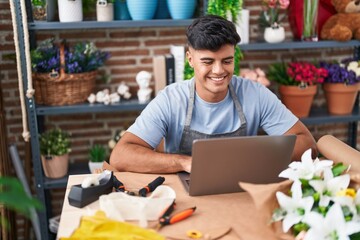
xmin=57 ymin=172 xmax=279 ymax=240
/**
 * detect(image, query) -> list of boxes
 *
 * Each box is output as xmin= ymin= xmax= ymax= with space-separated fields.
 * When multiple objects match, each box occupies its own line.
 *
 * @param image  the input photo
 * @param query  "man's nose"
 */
xmin=212 ymin=62 xmax=224 ymax=74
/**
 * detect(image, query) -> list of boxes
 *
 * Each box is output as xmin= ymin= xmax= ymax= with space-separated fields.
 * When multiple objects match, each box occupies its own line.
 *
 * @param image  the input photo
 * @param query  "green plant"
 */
xmin=39 ymin=129 xmax=71 ymax=157
xmin=31 ymin=0 xmax=45 ymax=7
xmin=89 ymin=144 xmax=107 ymax=163
xmin=207 ymin=0 xmax=243 ymax=23
xmin=0 ymin=177 xmax=43 ymax=228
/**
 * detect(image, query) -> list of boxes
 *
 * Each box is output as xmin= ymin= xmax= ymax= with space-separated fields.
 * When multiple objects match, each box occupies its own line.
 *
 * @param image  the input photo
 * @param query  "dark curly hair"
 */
xmin=186 ymin=15 xmax=241 ymax=51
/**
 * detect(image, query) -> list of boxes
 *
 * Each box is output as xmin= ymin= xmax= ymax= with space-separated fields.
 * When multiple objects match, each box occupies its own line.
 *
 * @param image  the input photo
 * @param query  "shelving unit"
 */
xmin=13 ymin=0 xmax=360 ymax=238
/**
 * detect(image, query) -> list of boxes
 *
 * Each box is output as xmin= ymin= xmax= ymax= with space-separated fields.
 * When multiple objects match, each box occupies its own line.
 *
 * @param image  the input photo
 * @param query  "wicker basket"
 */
xmin=33 ymin=43 xmax=96 ymax=106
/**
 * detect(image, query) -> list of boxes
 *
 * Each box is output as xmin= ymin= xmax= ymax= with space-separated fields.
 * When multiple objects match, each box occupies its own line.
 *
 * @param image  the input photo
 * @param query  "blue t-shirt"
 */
xmin=128 ymin=76 xmax=298 ymax=153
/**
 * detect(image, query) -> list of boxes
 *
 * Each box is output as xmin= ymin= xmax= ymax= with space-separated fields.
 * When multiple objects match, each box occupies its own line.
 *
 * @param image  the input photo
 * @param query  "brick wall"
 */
xmin=0 ymin=0 xmax=357 ymax=239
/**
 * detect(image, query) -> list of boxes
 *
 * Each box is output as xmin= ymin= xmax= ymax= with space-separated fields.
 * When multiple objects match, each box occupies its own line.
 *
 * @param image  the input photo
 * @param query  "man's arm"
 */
xmin=284 ymin=120 xmax=317 ymax=161
xmin=109 ymin=132 xmax=191 ymax=173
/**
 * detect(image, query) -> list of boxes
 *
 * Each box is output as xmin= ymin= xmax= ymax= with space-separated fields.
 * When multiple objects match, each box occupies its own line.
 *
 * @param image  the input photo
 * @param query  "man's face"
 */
xmin=186 ymin=44 xmax=235 ymax=103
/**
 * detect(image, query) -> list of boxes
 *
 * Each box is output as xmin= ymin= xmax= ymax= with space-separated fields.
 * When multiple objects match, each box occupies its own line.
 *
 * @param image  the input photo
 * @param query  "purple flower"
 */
xmin=319 ymin=61 xmax=360 ymax=85
xmin=31 ymin=39 xmax=110 ymax=74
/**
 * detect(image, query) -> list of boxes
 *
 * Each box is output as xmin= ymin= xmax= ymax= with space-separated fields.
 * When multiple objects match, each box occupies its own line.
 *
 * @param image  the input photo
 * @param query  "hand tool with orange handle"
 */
xmin=155 ymin=200 xmax=196 ymax=231
xmin=138 ymin=176 xmax=165 ymax=197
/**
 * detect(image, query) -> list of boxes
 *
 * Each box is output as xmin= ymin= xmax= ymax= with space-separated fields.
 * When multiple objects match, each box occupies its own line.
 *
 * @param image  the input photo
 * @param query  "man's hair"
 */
xmin=186 ymin=15 xmax=241 ymax=51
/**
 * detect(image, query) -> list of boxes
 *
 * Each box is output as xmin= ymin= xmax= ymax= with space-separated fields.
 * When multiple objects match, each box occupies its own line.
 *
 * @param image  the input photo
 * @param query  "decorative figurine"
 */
xmin=136 ymin=71 xmax=152 ymax=103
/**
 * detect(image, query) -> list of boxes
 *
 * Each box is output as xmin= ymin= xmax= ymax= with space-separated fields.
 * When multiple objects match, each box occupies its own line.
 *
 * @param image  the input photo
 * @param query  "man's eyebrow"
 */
xmin=200 ymin=56 xmax=234 ymax=61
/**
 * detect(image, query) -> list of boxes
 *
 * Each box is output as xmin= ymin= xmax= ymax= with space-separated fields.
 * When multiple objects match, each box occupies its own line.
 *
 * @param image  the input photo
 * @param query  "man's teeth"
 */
xmin=211 ymin=77 xmax=224 ymax=81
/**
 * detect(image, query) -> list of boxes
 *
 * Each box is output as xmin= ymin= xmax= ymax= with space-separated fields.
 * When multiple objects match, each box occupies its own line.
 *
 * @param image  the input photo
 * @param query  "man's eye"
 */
xmin=202 ymin=61 xmax=212 ymax=65
xmin=224 ymin=60 xmax=233 ymax=64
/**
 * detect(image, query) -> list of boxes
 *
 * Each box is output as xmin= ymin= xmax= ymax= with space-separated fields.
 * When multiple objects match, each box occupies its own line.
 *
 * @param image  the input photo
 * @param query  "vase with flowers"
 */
xmin=302 ymin=0 xmax=319 ymax=41
xmin=31 ymin=38 xmax=110 ymax=106
xmin=259 ymin=0 xmax=290 ymax=43
xmin=320 ymin=59 xmax=360 ymax=115
xmin=267 ymin=61 xmax=328 ymax=117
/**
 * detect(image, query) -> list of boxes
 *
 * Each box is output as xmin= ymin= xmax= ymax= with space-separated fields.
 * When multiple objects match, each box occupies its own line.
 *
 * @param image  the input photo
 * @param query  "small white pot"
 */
xmin=264 ymin=26 xmax=285 ymax=44
xmin=58 ymin=0 xmax=83 ymax=22
xmin=96 ymin=1 xmax=114 ymax=21
xmin=88 ymin=161 xmax=104 ymax=173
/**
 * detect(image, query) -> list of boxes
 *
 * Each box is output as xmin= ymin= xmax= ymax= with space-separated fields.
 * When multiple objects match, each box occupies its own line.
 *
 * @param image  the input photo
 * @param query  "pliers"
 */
xmin=112 ymin=175 xmax=165 ymax=197
xmin=155 ymin=200 xmax=196 ymax=231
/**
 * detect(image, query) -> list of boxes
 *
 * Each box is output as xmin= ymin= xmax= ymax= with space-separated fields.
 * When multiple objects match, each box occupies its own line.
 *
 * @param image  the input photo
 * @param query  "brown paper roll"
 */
xmin=317 ymin=135 xmax=360 ymax=174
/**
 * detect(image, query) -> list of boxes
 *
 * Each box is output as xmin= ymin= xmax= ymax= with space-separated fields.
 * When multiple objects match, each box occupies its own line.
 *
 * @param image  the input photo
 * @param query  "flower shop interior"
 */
xmin=2 ymin=0 xmax=360 ymax=239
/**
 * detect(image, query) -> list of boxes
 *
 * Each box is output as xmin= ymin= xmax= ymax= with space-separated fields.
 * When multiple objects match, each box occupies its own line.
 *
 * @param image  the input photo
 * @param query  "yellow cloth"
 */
xmin=60 ymin=211 xmax=165 ymax=240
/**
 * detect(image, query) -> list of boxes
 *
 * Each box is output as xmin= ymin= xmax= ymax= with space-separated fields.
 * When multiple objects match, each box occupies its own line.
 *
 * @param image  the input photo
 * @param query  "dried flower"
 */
xmin=31 ymin=38 xmax=110 ymax=74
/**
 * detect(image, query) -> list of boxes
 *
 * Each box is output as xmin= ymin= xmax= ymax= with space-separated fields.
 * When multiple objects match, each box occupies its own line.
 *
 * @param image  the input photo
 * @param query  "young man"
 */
xmin=110 ymin=15 xmax=317 ymax=173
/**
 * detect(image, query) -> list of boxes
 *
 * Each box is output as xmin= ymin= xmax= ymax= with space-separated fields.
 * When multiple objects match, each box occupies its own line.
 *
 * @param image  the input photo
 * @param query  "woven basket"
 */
xmin=33 ymin=43 xmax=96 ymax=106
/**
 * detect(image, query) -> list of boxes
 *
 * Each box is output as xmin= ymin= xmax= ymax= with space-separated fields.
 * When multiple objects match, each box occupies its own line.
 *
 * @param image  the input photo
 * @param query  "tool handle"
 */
xmin=139 ymin=176 xmax=165 ymax=197
xmin=112 ymin=175 xmax=125 ymax=192
xmin=160 ymin=206 xmax=196 ymax=226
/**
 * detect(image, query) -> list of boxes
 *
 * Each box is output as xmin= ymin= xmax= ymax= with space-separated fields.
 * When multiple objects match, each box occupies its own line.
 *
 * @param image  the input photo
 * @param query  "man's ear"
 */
xmin=186 ymin=51 xmax=193 ymax=68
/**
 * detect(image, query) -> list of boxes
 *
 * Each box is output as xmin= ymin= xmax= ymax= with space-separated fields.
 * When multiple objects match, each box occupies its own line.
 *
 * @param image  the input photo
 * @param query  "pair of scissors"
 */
xmin=155 ymin=200 xmax=196 ymax=231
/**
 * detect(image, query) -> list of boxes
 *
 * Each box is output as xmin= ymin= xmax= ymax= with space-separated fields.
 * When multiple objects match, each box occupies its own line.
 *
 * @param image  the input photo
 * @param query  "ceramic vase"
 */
xmin=114 ymin=0 xmax=131 ymax=20
xmin=166 ymin=0 xmax=196 ymax=20
xmin=41 ymin=154 xmax=69 ymax=178
xmin=96 ymin=1 xmax=114 ymax=21
xmin=58 ymin=0 xmax=83 ymax=22
xmin=126 ymin=0 xmax=157 ymax=20
xmin=279 ymin=85 xmax=317 ymax=118
xmin=88 ymin=161 xmax=104 ymax=173
xmin=323 ymin=83 xmax=360 ymax=115
xmin=154 ymin=0 xmax=170 ymax=19
xmin=264 ymin=26 xmax=285 ymax=43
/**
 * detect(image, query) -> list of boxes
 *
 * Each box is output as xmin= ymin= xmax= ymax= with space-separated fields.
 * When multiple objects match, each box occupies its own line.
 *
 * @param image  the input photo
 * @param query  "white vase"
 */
xmin=88 ymin=161 xmax=104 ymax=173
xmin=96 ymin=1 xmax=114 ymax=21
xmin=58 ymin=0 xmax=83 ymax=22
xmin=264 ymin=26 xmax=285 ymax=44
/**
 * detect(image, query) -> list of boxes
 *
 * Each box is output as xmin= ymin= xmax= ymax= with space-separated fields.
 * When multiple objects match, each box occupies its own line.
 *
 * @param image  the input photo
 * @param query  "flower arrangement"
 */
xmin=272 ymin=149 xmax=360 ymax=239
xmin=31 ymin=38 xmax=110 ymax=74
xmin=39 ymin=128 xmax=71 ymax=157
xmin=259 ymin=0 xmax=290 ymax=28
xmin=239 ymin=68 xmax=271 ymax=87
xmin=302 ymin=0 xmax=319 ymax=41
xmin=320 ymin=59 xmax=360 ymax=85
xmin=267 ymin=61 xmax=328 ymax=87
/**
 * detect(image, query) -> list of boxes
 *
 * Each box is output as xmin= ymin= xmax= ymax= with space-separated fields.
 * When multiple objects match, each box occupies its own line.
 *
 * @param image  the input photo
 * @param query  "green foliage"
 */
xmin=267 ymin=62 xmax=294 ymax=86
xmin=89 ymin=144 xmax=107 ymax=162
xmin=31 ymin=0 xmax=45 ymax=7
xmin=207 ymin=0 xmax=243 ymax=23
xmin=184 ymin=58 xmax=194 ymax=80
xmin=0 ymin=177 xmax=43 ymax=220
xmin=39 ymin=128 xmax=71 ymax=156
xmin=234 ymin=45 xmax=243 ymax=76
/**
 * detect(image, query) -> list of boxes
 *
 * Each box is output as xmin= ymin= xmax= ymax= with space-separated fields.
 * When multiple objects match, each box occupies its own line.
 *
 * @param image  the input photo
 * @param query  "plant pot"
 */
xmin=279 ymin=85 xmax=317 ymax=118
xmin=166 ymin=0 xmax=196 ymax=20
xmin=88 ymin=161 xmax=105 ymax=173
xmin=58 ymin=0 xmax=83 ymax=22
xmin=323 ymin=83 xmax=360 ymax=115
xmin=154 ymin=0 xmax=170 ymax=19
xmin=41 ymin=154 xmax=69 ymax=178
xmin=114 ymin=0 xmax=131 ymax=20
xmin=96 ymin=1 xmax=114 ymax=21
xmin=264 ymin=26 xmax=285 ymax=43
xmin=126 ymin=0 xmax=157 ymax=20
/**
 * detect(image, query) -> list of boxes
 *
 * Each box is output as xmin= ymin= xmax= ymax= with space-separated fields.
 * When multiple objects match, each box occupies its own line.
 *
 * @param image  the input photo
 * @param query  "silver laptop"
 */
xmin=178 ymin=135 xmax=296 ymax=196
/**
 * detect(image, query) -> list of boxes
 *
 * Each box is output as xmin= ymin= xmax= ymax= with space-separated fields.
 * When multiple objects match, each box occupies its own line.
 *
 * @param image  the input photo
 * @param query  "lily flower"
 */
xmin=309 ymin=168 xmax=350 ymax=207
xmin=279 ymin=148 xmax=333 ymax=181
xmin=303 ymin=203 xmax=360 ymax=240
xmin=275 ymin=180 xmax=314 ymax=232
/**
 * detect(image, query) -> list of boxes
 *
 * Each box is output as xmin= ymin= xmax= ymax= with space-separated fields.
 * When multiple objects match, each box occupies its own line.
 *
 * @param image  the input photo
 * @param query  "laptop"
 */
xmin=178 ymin=135 xmax=296 ymax=196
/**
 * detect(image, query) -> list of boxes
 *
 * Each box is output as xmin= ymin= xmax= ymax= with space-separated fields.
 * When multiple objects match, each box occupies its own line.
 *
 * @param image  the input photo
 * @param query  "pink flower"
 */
xmin=240 ymin=68 xmax=271 ymax=87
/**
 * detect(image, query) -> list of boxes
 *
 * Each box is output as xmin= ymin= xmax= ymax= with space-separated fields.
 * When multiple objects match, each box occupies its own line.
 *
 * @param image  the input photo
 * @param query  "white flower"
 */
xmin=303 ymin=203 xmax=360 ymax=240
xmin=279 ymin=148 xmax=333 ymax=181
xmin=347 ymin=61 xmax=360 ymax=77
xmin=276 ymin=180 xmax=314 ymax=232
xmin=309 ymin=168 xmax=350 ymax=207
xmin=333 ymin=188 xmax=360 ymax=220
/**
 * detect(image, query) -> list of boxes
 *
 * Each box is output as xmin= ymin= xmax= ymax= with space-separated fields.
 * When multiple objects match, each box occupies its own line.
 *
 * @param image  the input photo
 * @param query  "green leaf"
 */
xmin=332 ymin=162 xmax=348 ymax=177
xmin=0 ymin=177 xmax=43 ymax=218
xmin=350 ymin=231 xmax=360 ymax=240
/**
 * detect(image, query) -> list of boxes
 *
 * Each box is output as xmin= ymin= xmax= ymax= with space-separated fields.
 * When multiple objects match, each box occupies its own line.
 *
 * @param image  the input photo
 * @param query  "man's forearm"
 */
xmin=110 ymin=142 xmax=191 ymax=173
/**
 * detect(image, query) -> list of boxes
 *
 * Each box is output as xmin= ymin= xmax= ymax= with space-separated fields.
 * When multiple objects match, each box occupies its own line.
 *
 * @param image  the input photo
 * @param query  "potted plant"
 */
xmin=39 ymin=128 xmax=71 ymax=178
xmin=267 ymin=61 xmax=328 ymax=117
xmin=31 ymin=0 xmax=46 ymax=21
xmin=88 ymin=144 xmax=107 ymax=173
xmin=320 ymin=59 xmax=360 ymax=115
xmin=31 ymin=38 xmax=110 ymax=106
xmin=96 ymin=0 xmax=114 ymax=21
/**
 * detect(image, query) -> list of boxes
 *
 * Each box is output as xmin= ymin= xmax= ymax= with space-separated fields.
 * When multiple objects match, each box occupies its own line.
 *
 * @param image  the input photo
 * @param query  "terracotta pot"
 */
xmin=279 ymin=85 xmax=317 ymax=118
xmin=41 ymin=154 xmax=69 ymax=178
xmin=323 ymin=83 xmax=360 ymax=115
